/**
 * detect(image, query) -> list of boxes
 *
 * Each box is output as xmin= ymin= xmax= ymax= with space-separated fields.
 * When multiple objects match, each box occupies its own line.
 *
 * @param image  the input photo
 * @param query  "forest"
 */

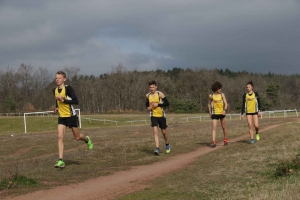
xmin=0 ymin=64 xmax=299 ymax=114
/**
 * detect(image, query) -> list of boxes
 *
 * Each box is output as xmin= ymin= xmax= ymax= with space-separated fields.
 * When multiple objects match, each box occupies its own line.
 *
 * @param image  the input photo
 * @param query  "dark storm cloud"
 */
xmin=0 ymin=0 xmax=299 ymax=75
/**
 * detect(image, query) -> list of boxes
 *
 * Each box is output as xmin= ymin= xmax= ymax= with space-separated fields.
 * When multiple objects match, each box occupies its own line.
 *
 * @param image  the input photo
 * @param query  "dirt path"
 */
xmin=4 ymin=123 xmax=285 ymax=200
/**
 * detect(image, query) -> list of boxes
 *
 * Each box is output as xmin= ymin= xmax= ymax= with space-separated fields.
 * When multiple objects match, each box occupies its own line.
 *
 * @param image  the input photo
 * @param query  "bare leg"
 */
xmin=220 ymin=118 xmax=228 ymax=140
xmin=253 ymin=115 xmax=259 ymax=134
xmin=212 ymin=120 xmax=218 ymax=142
xmin=153 ymin=126 xmax=159 ymax=148
xmin=57 ymin=124 xmax=66 ymax=159
xmin=71 ymin=127 xmax=87 ymax=142
xmin=161 ymin=129 xmax=169 ymax=144
xmin=246 ymin=115 xmax=254 ymax=139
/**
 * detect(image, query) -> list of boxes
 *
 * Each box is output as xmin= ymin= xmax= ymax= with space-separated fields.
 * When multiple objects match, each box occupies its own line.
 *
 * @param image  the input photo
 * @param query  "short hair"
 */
xmin=211 ymin=81 xmax=222 ymax=92
xmin=56 ymin=71 xmax=66 ymax=78
xmin=148 ymin=80 xmax=157 ymax=86
xmin=247 ymin=81 xmax=254 ymax=87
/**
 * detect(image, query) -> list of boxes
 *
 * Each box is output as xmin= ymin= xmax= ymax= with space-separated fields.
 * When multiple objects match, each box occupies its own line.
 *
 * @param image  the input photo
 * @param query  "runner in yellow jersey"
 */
xmin=53 ymin=71 xmax=93 ymax=168
xmin=241 ymin=81 xmax=261 ymax=144
xmin=146 ymin=81 xmax=170 ymax=155
xmin=208 ymin=81 xmax=228 ymax=147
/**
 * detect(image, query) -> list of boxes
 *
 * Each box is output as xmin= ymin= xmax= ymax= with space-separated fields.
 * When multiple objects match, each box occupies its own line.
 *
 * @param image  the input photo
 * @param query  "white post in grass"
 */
xmin=24 ymin=109 xmax=81 ymax=133
xmin=75 ymin=109 xmax=81 ymax=129
xmin=24 ymin=113 xmax=27 ymax=133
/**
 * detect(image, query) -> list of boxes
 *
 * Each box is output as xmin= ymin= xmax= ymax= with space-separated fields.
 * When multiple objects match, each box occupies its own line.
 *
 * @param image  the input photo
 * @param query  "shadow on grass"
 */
xmin=64 ymin=160 xmax=81 ymax=166
xmin=141 ymin=149 xmax=154 ymax=155
xmin=196 ymin=142 xmax=210 ymax=147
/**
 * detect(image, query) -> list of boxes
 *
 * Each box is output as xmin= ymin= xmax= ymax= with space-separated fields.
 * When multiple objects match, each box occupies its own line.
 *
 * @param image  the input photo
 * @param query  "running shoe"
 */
xmin=210 ymin=142 xmax=216 ymax=148
xmin=154 ymin=148 xmax=160 ymax=155
xmin=54 ymin=160 xmax=65 ymax=168
xmin=251 ymin=139 xmax=255 ymax=144
xmin=86 ymin=136 xmax=93 ymax=150
xmin=166 ymin=144 xmax=170 ymax=154
xmin=256 ymin=134 xmax=260 ymax=141
xmin=224 ymin=140 xmax=228 ymax=146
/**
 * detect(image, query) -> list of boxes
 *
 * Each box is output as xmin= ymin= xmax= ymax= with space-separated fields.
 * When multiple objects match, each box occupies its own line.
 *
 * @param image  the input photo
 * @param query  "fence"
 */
xmin=23 ymin=109 xmax=81 ymax=133
xmin=18 ymin=108 xmax=299 ymax=132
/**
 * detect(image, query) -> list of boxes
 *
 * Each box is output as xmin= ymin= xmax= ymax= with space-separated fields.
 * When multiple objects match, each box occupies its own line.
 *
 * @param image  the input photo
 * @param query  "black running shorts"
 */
xmin=150 ymin=117 xmax=168 ymax=129
xmin=211 ymin=114 xmax=226 ymax=120
xmin=246 ymin=112 xmax=258 ymax=115
xmin=58 ymin=115 xmax=79 ymax=128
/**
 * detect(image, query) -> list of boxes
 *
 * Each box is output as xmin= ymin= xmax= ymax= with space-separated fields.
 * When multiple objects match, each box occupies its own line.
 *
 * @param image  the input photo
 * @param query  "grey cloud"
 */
xmin=0 ymin=0 xmax=299 ymax=75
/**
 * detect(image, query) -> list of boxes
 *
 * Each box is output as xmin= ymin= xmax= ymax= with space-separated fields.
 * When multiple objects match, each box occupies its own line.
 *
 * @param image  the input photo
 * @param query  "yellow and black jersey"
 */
xmin=53 ymin=85 xmax=78 ymax=118
xmin=210 ymin=93 xmax=224 ymax=115
xmin=146 ymin=91 xmax=169 ymax=118
xmin=241 ymin=92 xmax=261 ymax=114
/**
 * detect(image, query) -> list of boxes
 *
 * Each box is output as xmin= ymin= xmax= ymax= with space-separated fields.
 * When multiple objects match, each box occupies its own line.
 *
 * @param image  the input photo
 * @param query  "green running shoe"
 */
xmin=256 ymin=134 xmax=260 ymax=141
xmin=54 ymin=160 xmax=65 ymax=168
xmin=166 ymin=144 xmax=170 ymax=154
xmin=86 ymin=136 xmax=93 ymax=150
xmin=154 ymin=148 xmax=160 ymax=156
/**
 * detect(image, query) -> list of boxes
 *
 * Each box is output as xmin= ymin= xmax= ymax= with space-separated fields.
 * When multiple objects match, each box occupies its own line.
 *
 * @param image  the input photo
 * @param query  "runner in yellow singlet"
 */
xmin=241 ymin=81 xmax=261 ymax=144
xmin=53 ymin=71 xmax=93 ymax=168
xmin=146 ymin=80 xmax=170 ymax=155
xmin=208 ymin=81 xmax=228 ymax=148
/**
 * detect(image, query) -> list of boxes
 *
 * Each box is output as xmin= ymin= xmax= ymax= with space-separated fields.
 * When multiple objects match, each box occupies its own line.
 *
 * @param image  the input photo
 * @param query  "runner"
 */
xmin=241 ymin=81 xmax=261 ymax=144
xmin=146 ymin=80 xmax=170 ymax=155
xmin=53 ymin=71 xmax=93 ymax=168
xmin=208 ymin=81 xmax=228 ymax=147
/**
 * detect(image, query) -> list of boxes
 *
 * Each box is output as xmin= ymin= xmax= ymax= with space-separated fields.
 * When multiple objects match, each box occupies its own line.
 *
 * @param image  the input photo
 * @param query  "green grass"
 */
xmin=1 ymin=111 xmax=297 ymax=135
xmin=0 ymin=114 xmax=298 ymax=199
xmin=0 ymin=174 xmax=37 ymax=190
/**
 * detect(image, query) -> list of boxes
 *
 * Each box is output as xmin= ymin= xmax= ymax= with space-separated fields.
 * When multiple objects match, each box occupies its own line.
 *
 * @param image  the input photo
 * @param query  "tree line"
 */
xmin=0 ymin=64 xmax=299 ymax=114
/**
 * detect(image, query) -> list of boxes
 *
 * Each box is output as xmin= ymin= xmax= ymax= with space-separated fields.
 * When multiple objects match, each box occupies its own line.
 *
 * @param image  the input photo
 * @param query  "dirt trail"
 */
xmin=4 ymin=123 xmax=284 ymax=200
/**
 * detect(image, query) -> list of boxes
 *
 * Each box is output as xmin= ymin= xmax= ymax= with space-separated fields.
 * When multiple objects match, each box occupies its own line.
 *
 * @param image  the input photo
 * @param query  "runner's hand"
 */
xmin=151 ymin=102 xmax=158 ymax=108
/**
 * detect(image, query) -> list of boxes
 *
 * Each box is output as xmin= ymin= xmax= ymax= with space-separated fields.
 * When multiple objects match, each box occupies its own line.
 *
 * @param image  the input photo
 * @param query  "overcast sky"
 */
xmin=0 ymin=0 xmax=299 ymax=75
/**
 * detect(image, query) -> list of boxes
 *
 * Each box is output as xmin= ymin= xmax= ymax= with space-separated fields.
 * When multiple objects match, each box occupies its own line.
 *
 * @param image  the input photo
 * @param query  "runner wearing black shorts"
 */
xmin=146 ymin=80 xmax=170 ymax=155
xmin=53 ymin=71 xmax=93 ymax=168
xmin=208 ymin=81 xmax=229 ymax=147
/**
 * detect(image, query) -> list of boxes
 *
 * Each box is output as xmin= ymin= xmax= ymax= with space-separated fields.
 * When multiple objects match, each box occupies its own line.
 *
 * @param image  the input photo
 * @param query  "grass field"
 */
xmin=0 ymin=113 xmax=299 ymax=199
xmin=0 ymin=111 xmax=297 ymax=134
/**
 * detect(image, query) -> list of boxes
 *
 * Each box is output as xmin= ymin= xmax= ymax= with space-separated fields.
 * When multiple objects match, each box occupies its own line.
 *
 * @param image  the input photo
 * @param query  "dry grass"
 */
xmin=0 ymin=115 xmax=296 ymax=199
xmin=119 ymin=120 xmax=300 ymax=200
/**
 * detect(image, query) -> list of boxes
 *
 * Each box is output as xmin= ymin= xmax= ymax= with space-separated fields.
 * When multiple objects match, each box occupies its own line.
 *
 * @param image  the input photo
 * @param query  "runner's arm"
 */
xmin=208 ymin=94 xmax=212 ymax=114
xmin=158 ymin=92 xmax=169 ymax=107
xmin=64 ymin=86 xmax=79 ymax=105
xmin=255 ymin=92 xmax=262 ymax=111
xmin=241 ymin=93 xmax=246 ymax=114
xmin=53 ymin=88 xmax=58 ymax=108
xmin=145 ymin=94 xmax=150 ymax=108
xmin=222 ymin=93 xmax=228 ymax=111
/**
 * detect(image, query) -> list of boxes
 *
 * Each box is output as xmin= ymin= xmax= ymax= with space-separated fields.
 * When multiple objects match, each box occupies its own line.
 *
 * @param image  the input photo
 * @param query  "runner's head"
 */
xmin=211 ymin=81 xmax=222 ymax=93
xmin=246 ymin=81 xmax=254 ymax=93
xmin=56 ymin=71 xmax=67 ymax=87
xmin=148 ymin=80 xmax=157 ymax=93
